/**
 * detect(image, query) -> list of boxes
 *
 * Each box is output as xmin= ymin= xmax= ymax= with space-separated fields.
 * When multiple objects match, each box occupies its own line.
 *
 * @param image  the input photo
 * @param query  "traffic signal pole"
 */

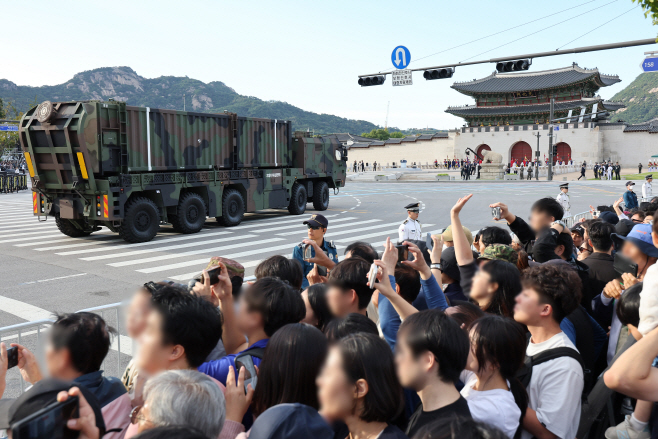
xmin=358 ymin=38 xmax=657 ymax=78
xmin=548 ymin=98 xmax=554 ymax=181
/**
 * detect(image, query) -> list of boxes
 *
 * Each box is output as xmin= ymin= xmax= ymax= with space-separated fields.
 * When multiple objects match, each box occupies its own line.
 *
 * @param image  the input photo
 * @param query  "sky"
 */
xmin=2 ymin=0 xmax=656 ymax=130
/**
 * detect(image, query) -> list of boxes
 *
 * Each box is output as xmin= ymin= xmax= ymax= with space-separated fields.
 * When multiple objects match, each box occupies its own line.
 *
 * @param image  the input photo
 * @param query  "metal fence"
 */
xmin=0 ymin=302 xmax=130 ymax=397
xmin=0 ymin=172 xmax=28 ymax=193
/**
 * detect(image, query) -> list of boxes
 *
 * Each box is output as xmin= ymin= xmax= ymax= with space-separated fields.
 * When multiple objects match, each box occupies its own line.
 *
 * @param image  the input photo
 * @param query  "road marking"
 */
xmin=80 ymin=234 xmax=257 ymax=261
xmin=109 ymin=237 xmax=284 ymax=267
xmin=249 ymin=216 xmax=356 ymax=233
xmin=0 ymin=295 xmax=54 ymax=321
xmin=333 ymin=224 xmax=435 ymax=243
xmin=21 ymin=273 xmax=89 ymax=285
xmin=0 ymin=222 xmax=57 ymax=232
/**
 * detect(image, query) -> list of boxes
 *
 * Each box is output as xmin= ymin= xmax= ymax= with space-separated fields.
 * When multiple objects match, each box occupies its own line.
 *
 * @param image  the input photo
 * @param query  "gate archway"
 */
xmin=476 ymin=144 xmax=491 ymax=159
xmin=555 ymin=142 xmax=571 ymax=164
xmin=510 ymin=142 xmax=532 ymax=164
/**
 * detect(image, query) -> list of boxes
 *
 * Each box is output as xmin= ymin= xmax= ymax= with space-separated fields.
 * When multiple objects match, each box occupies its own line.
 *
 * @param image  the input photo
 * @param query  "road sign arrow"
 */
xmin=395 ymin=48 xmax=406 ymax=68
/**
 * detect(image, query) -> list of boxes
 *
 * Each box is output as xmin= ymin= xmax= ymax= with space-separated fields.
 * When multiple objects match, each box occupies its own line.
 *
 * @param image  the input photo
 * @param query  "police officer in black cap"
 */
xmin=292 ymin=214 xmax=338 ymax=289
xmin=398 ymin=202 xmax=422 ymax=242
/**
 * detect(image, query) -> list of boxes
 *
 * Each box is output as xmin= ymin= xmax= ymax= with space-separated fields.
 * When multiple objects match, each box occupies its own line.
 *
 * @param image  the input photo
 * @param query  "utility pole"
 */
xmin=547 ymin=97 xmax=555 ymax=181
xmin=533 ymin=131 xmax=541 ymax=181
xmin=183 ymin=94 xmax=186 ymax=111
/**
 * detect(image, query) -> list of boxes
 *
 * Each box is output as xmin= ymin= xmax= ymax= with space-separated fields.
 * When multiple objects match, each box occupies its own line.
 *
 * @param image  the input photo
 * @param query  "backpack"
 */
xmin=517 ymin=344 xmax=585 ymax=391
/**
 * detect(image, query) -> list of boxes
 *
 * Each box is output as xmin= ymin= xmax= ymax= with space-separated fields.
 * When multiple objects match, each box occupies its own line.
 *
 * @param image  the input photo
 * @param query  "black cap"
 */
xmin=571 ymin=224 xmax=584 ymax=236
xmin=560 ymin=183 xmax=569 ymax=189
xmin=615 ymin=219 xmax=635 ymax=237
xmin=626 ymin=181 xmax=636 ymax=186
xmin=439 ymin=247 xmax=461 ymax=282
xmin=303 ymin=214 xmax=328 ymax=228
xmin=0 ymin=378 xmax=105 ymax=434
xmin=646 ymin=175 xmax=653 ymax=180
xmin=404 ymin=202 xmax=420 ymax=212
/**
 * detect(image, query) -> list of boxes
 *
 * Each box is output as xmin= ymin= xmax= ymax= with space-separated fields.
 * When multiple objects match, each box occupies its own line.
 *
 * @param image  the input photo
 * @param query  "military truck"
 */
xmin=20 ymin=100 xmax=347 ymax=243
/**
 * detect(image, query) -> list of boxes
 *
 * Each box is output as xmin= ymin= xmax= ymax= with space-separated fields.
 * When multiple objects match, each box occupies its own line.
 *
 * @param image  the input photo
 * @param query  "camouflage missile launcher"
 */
xmin=20 ymin=100 xmax=347 ymax=243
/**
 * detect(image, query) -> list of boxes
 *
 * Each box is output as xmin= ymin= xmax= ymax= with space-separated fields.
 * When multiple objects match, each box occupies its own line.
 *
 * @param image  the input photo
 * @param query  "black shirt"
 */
xmin=405 ymin=396 xmax=472 ymax=437
xmin=334 ymin=423 xmax=408 ymax=439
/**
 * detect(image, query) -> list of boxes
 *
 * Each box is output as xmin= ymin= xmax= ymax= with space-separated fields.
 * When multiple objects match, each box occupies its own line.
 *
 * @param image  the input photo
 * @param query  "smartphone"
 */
xmin=7 ymin=346 xmax=18 ymax=369
xmin=317 ymin=265 xmax=327 ymax=277
xmin=234 ymin=354 xmax=258 ymax=393
xmin=193 ymin=265 xmax=222 ymax=286
xmin=303 ymin=244 xmax=313 ymax=260
xmin=613 ymin=252 xmax=639 ymax=278
xmin=11 ymin=396 xmax=79 ymax=439
xmin=396 ymin=244 xmax=409 ymax=263
xmin=367 ymin=264 xmax=378 ymax=287
xmin=492 ymin=207 xmax=501 ymax=219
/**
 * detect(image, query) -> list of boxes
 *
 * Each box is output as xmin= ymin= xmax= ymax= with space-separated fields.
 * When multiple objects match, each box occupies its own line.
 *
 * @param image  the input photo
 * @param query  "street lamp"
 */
xmin=533 ymin=132 xmax=541 ymax=181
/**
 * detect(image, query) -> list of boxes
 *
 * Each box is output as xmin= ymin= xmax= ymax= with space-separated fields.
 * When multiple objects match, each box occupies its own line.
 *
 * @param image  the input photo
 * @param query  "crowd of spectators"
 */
xmin=2 ymin=192 xmax=658 ymax=439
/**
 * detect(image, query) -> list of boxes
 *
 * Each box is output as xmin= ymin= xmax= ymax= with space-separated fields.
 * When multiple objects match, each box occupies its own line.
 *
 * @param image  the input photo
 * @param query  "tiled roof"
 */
xmin=401 ymin=136 xmax=418 ymax=142
xmin=446 ymin=99 xmax=607 ymax=116
xmin=451 ymin=64 xmax=620 ymax=95
xmin=385 ymin=138 xmax=403 ymax=144
xmin=331 ymin=133 xmax=375 ymax=143
xmin=623 ymin=123 xmax=657 ymax=133
xmin=432 ymin=132 xmax=449 ymax=138
xmin=602 ymin=100 xmax=626 ymax=111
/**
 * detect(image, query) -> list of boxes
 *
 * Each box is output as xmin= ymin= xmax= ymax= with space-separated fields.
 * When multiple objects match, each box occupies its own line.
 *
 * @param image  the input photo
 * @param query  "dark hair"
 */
xmin=230 ymin=277 xmax=244 ymax=297
xmin=446 ymin=301 xmax=485 ymax=332
xmin=324 ymin=313 xmax=379 ymax=342
xmin=616 ymin=282 xmax=643 ymax=327
xmin=242 ymin=277 xmax=306 ymax=337
xmin=305 ymin=284 xmax=333 ymax=331
xmin=50 ymin=312 xmax=116 ymax=375
xmin=327 ymin=258 xmax=375 ymax=310
xmin=253 ymin=323 xmax=328 ymax=416
xmin=151 ymin=285 xmax=223 ymax=368
xmin=631 ymin=211 xmax=647 ymax=221
xmin=588 ymin=221 xmax=615 ymax=252
xmin=394 ymin=264 xmax=421 ymax=304
xmin=556 ymin=232 xmax=574 ymax=259
xmin=255 ymin=256 xmax=303 ymax=291
xmin=133 ymin=426 xmax=207 ymax=439
xmin=399 ymin=310 xmax=469 ymax=383
xmin=640 ymin=202 xmax=653 ymax=213
xmin=516 ymin=249 xmax=530 ymax=272
xmin=580 ymin=218 xmax=599 ymax=231
xmin=521 ymin=265 xmax=581 ymax=323
xmin=479 ymin=226 xmax=512 ymax=247
xmin=597 ymin=205 xmax=615 ymax=213
xmin=338 ymin=333 xmax=404 ymax=423
xmin=480 ymin=260 xmax=522 ymax=318
xmin=344 ymin=241 xmax=379 ymax=264
xmin=413 ymin=415 xmax=508 ymax=439
xmin=531 ymin=197 xmax=564 ymax=221
xmin=468 ymin=316 xmax=528 ymax=438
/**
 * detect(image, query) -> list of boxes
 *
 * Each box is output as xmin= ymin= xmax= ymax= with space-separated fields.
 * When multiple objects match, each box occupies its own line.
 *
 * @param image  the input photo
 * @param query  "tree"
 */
xmin=389 ymin=131 xmax=405 ymax=138
xmin=634 ymin=0 xmax=658 ymax=32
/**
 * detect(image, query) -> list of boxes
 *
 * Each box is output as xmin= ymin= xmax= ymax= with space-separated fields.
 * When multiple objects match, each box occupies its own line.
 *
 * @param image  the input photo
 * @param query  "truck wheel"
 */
xmin=119 ymin=197 xmax=160 ymax=243
xmin=55 ymin=215 xmax=92 ymax=238
xmin=170 ymin=193 xmax=206 ymax=234
xmin=312 ymin=181 xmax=330 ymax=211
xmin=217 ymin=188 xmax=245 ymax=227
xmin=288 ymin=182 xmax=307 ymax=215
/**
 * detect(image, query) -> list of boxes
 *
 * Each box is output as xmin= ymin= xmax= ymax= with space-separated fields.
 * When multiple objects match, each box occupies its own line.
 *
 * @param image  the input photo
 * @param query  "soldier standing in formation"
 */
xmin=292 ymin=214 xmax=338 ymax=289
xmin=398 ymin=202 xmax=422 ymax=242
xmin=556 ymin=183 xmax=571 ymax=217
xmin=643 ymin=175 xmax=653 ymax=200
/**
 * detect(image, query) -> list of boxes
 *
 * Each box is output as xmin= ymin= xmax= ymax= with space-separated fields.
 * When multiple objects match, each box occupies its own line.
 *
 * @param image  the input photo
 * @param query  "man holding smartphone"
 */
xmin=292 ymin=214 xmax=337 ymax=289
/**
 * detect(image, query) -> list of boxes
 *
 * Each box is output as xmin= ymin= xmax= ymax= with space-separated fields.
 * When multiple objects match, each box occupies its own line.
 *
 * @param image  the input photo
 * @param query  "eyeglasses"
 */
xmin=306 ymin=225 xmax=321 ymax=231
xmin=130 ymin=406 xmax=151 ymax=425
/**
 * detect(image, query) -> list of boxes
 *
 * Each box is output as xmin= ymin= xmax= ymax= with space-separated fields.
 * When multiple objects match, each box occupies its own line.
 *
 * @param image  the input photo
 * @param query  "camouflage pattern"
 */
xmin=20 ymin=100 xmax=347 ymax=227
xmin=205 ymin=257 xmax=245 ymax=279
xmin=477 ymin=244 xmax=518 ymax=264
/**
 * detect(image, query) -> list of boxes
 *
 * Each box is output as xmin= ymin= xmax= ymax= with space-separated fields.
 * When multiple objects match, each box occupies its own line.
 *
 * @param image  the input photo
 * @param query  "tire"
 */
xmin=218 ymin=188 xmax=245 ymax=227
xmin=119 ymin=197 xmax=160 ymax=243
xmin=312 ymin=181 xmax=330 ymax=211
xmin=170 ymin=193 xmax=206 ymax=234
xmin=55 ymin=215 xmax=92 ymax=238
xmin=288 ymin=182 xmax=307 ymax=215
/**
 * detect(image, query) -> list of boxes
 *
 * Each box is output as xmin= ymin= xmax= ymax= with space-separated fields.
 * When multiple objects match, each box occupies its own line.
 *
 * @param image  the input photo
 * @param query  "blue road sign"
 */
xmin=0 ymin=125 xmax=18 ymax=131
xmin=642 ymin=57 xmax=658 ymax=72
xmin=391 ymin=46 xmax=411 ymax=69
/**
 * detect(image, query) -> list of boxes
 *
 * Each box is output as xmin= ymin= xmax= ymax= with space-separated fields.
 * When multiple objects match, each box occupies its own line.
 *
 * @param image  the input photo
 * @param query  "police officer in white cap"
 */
xmin=556 ymin=183 xmax=571 ymax=217
xmin=398 ymin=202 xmax=422 ymax=242
xmin=643 ymin=174 xmax=653 ymax=200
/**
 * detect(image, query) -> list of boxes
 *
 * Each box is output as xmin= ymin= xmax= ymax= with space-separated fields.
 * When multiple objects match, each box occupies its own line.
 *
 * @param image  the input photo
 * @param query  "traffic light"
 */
xmin=423 ymin=68 xmax=454 ymax=80
xmin=358 ymin=76 xmax=386 ymax=86
xmin=495 ymin=59 xmax=531 ymax=73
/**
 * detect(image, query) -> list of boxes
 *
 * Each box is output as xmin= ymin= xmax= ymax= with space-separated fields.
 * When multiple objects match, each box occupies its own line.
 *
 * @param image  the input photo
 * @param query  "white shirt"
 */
xmin=398 ymin=217 xmax=422 ymax=242
xmin=521 ymin=332 xmax=583 ymax=439
xmin=639 ymin=264 xmax=658 ymax=336
xmin=556 ymin=192 xmax=570 ymax=216
xmin=460 ymin=371 xmax=521 ymax=439
xmin=642 ymin=181 xmax=652 ymax=199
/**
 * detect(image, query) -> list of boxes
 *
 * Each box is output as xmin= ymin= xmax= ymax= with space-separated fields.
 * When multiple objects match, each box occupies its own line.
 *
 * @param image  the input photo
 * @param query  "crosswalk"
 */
xmin=1 ymin=194 xmax=441 ymax=285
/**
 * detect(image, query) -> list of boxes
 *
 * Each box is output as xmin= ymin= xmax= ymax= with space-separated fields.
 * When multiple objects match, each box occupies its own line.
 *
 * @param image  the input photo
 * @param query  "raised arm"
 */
xmin=450 ymin=194 xmax=474 ymax=266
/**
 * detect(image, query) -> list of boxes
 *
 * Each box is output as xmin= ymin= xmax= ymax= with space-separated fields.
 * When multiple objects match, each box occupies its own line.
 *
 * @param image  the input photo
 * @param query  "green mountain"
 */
xmin=610 ymin=72 xmax=658 ymax=123
xmin=0 ymin=66 xmax=379 ymax=134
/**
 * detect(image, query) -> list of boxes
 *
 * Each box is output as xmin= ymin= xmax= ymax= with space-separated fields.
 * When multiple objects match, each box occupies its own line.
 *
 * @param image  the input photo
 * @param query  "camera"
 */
xmin=191 ymin=265 xmax=223 ymax=287
xmin=396 ymin=244 xmax=409 ymax=263
xmin=491 ymin=207 xmax=501 ymax=219
xmin=367 ymin=263 xmax=378 ymax=287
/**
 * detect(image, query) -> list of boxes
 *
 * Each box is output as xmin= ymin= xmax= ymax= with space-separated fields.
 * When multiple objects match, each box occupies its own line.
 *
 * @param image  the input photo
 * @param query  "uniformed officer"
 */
xmin=292 ymin=213 xmax=338 ymax=289
xmin=398 ymin=202 xmax=422 ymax=242
xmin=556 ymin=183 xmax=571 ymax=217
xmin=643 ymin=174 xmax=653 ymax=200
